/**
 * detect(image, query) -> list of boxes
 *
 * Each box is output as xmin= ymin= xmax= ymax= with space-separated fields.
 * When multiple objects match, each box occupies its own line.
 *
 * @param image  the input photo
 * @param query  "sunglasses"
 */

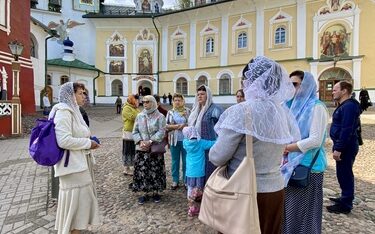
xmin=292 ymin=82 xmax=301 ymax=87
xmin=143 ymin=100 xmax=150 ymax=104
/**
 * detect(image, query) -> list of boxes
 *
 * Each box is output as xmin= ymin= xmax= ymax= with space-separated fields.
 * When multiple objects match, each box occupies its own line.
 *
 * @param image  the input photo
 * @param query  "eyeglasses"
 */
xmin=292 ymin=82 xmax=301 ymax=87
xmin=143 ymin=100 xmax=150 ymax=104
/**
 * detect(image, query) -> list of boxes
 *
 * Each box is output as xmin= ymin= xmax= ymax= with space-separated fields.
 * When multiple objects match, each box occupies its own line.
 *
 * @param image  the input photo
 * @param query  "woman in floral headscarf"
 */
xmin=132 ymin=95 xmax=167 ymax=205
xmin=188 ymin=85 xmax=223 ymax=182
xmin=166 ymin=93 xmax=190 ymax=190
xmin=121 ymin=94 xmax=140 ymax=176
xmin=281 ymin=71 xmax=329 ymax=234
xmin=209 ymin=56 xmax=300 ymax=234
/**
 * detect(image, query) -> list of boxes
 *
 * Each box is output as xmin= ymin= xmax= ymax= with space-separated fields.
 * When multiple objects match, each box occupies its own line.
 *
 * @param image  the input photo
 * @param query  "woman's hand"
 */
xmin=140 ymin=140 xmax=152 ymax=151
xmin=90 ymin=140 xmax=100 ymax=149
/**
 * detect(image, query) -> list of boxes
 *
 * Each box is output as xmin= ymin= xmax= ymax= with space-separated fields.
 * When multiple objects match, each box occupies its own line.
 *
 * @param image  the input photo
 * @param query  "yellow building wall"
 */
xmin=279 ymin=60 xmax=310 ymax=75
xmin=167 ymin=24 xmax=190 ymax=71
xmin=196 ymin=18 xmax=221 ymax=68
xmin=264 ymin=5 xmax=297 ymax=60
xmin=358 ymin=0 xmax=375 ymax=88
xmin=227 ymin=13 xmax=256 ymax=65
xmin=96 ymin=75 xmax=105 ymax=96
xmin=305 ymin=1 xmax=324 ymax=58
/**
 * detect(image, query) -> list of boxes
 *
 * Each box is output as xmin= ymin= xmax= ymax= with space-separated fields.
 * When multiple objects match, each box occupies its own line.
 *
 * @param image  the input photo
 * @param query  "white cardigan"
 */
xmin=51 ymin=103 xmax=92 ymax=177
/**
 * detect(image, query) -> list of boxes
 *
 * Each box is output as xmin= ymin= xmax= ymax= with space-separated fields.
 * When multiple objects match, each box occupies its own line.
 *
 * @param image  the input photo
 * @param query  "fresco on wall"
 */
xmin=109 ymin=61 xmax=124 ymax=74
xmin=109 ymin=44 xmax=124 ymax=57
xmin=320 ymin=24 xmax=350 ymax=58
xmin=138 ymin=49 xmax=152 ymax=74
xmin=142 ymin=0 xmax=150 ymax=11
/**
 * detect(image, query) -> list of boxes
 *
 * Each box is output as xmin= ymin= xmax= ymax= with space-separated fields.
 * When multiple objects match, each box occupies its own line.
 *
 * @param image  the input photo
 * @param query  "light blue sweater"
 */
xmin=183 ymin=138 xmax=216 ymax=178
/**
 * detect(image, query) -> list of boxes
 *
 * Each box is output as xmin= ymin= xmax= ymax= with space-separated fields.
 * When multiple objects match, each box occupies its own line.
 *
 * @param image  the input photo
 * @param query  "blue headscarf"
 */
xmin=281 ymin=71 xmax=321 ymax=186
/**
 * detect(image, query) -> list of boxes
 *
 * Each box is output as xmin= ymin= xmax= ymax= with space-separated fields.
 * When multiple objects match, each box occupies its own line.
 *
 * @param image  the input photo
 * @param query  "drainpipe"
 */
xmin=93 ymin=70 xmax=101 ymax=105
xmin=44 ymin=30 xmax=58 ymax=102
xmin=152 ymin=16 xmax=160 ymax=95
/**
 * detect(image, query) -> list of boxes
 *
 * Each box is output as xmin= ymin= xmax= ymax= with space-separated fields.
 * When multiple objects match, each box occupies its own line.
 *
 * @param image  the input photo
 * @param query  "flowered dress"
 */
xmin=132 ymin=109 xmax=167 ymax=192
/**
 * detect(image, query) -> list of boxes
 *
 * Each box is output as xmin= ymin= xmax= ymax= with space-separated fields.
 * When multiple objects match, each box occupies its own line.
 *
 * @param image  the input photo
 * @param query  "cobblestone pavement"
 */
xmin=1 ymin=105 xmax=375 ymax=233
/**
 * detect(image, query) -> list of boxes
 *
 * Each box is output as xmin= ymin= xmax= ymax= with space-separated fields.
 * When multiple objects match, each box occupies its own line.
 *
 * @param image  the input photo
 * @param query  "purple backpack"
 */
xmin=29 ymin=115 xmax=69 ymax=167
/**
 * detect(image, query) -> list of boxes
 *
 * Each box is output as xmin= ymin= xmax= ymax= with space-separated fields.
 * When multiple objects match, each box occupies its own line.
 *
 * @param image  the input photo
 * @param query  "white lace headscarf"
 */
xmin=50 ymin=82 xmax=88 ymax=128
xmin=214 ymin=56 xmax=300 ymax=144
xmin=188 ymin=85 xmax=213 ymax=135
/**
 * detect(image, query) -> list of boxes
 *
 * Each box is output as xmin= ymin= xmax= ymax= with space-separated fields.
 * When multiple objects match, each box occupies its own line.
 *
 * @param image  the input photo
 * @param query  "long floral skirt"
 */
xmin=132 ymin=151 xmax=166 ymax=193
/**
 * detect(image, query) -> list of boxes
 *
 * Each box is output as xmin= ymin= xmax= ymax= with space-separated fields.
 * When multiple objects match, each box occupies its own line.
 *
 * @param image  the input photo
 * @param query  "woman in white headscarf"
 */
xmin=50 ymin=82 xmax=100 ymax=234
xmin=132 ymin=95 xmax=167 ymax=205
xmin=188 ymin=85 xmax=223 ymax=182
xmin=209 ymin=56 xmax=300 ymax=234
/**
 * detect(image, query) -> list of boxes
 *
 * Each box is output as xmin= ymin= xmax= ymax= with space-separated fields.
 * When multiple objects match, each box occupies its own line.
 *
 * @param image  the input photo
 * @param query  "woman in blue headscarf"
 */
xmin=281 ymin=71 xmax=329 ymax=234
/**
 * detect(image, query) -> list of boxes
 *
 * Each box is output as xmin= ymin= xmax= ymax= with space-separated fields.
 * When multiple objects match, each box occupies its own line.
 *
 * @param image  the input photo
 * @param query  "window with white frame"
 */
xmin=30 ymin=37 xmax=37 ymax=58
xmin=200 ymin=22 xmax=219 ymax=57
xmin=176 ymin=77 xmax=188 ymax=95
xmin=206 ymin=37 xmax=214 ymax=54
xmin=269 ymin=10 xmax=292 ymax=49
xmin=219 ymin=74 xmax=231 ymax=95
xmin=232 ymin=16 xmax=252 ymax=54
xmin=237 ymin=32 xmax=247 ymax=49
xmin=111 ymin=79 xmax=123 ymax=96
xmin=60 ymin=75 xmax=69 ymax=85
xmin=176 ymin=41 xmax=183 ymax=56
xmin=170 ymin=27 xmax=187 ymax=60
xmin=0 ymin=0 xmax=10 ymax=35
xmin=275 ymin=27 xmax=286 ymax=45
xmin=196 ymin=76 xmax=208 ymax=89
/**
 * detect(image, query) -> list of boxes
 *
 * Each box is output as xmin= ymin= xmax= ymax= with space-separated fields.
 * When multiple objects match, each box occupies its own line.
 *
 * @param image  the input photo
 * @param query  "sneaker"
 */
xmin=153 ymin=194 xmax=161 ymax=203
xmin=326 ymin=204 xmax=351 ymax=214
xmin=329 ymin=197 xmax=341 ymax=203
xmin=138 ymin=196 xmax=146 ymax=205
xmin=170 ymin=182 xmax=179 ymax=190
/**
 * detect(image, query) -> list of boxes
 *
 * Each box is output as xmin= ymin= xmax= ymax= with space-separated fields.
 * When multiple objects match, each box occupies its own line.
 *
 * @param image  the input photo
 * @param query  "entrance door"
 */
xmin=319 ymin=80 xmax=339 ymax=102
xmin=318 ymin=68 xmax=352 ymax=102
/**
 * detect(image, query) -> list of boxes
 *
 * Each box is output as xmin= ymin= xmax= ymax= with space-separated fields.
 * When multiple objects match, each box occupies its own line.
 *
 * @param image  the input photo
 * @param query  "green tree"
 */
xmin=176 ymin=0 xmax=192 ymax=9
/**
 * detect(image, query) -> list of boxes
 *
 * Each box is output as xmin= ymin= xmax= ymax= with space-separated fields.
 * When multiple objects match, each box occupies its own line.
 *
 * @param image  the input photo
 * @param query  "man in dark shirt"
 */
xmin=153 ymin=95 xmax=168 ymax=117
xmin=328 ymin=81 xmax=361 ymax=214
xmin=168 ymin=93 xmax=173 ymax=106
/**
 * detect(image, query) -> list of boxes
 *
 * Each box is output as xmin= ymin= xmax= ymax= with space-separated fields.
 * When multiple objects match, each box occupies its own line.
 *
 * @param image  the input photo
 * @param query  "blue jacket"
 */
xmin=183 ymin=138 xmax=216 ymax=178
xmin=330 ymin=98 xmax=361 ymax=152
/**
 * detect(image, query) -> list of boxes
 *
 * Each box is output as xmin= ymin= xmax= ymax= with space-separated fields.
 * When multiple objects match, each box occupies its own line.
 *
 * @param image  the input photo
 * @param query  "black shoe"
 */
xmin=326 ymin=204 xmax=351 ymax=214
xmin=138 ymin=196 xmax=146 ymax=205
xmin=329 ymin=197 xmax=341 ymax=203
xmin=153 ymin=194 xmax=161 ymax=203
xmin=170 ymin=182 xmax=179 ymax=190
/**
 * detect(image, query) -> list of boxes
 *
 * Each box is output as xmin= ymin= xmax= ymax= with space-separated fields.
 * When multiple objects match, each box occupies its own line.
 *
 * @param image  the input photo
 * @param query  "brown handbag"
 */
xmin=150 ymin=140 xmax=167 ymax=155
xmin=198 ymin=135 xmax=261 ymax=234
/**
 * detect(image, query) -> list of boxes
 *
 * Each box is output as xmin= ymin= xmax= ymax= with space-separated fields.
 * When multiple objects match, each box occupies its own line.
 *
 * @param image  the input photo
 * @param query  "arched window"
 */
xmin=219 ymin=74 xmax=231 ymax=95
xmin=196 ymin=75 xmax=208 ymax=89
xmin=206 ymin=37 xmax=214 ymax=53
xmin=237 ymin=32 xmax=247 ymax=49
xmin=47 ymin=74 xmax=52 ymax=86
xmin=176 ymin=41 xmax=183 ymax=56
xmin=275 ymin=27 xmax=286 ymax=44
xmin=60 ymin=75 xmax=69 ymax=85
xmin=111 ymin=79 xmax=123 ymax=96
xmin=176 ymin=77 xmax=188 ymax=95
xmin=30 ymin=37 xmax=37 ymax=58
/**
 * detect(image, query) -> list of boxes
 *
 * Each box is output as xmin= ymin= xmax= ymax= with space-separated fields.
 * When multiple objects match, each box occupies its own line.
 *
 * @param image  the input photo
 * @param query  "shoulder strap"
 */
xmin=246 ymin=135 xmax=254 ymax=159
xmin=308 ymin=149 xmax=320 ymax=169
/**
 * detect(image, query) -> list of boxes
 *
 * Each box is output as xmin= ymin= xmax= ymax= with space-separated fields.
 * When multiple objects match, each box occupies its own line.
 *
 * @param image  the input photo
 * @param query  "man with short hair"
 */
xmin=328 ymin=81 xmax=361 ymax=214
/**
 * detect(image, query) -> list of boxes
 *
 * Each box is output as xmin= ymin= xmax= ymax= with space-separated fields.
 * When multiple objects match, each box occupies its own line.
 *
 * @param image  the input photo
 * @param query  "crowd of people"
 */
xmin=48 ymin=54 xmax=365 ymax=234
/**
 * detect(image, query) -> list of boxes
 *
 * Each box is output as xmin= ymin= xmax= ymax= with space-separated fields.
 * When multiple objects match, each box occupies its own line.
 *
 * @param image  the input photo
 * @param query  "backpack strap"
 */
xmin=64 ymin=150 xmax=70 ymax=167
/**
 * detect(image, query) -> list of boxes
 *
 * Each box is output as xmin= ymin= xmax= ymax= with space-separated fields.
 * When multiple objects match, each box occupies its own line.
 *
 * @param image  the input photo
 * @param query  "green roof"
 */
xmin=47 ymin=58 xmax=103 ymax=72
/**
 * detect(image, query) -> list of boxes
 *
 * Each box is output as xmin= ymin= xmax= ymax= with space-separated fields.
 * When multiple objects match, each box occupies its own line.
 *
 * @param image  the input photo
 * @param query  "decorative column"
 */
xmin=189 ymin=21 xmax=197 ymax=69
xmin=255 ymin=2 xmax=265 ymax=56
xmin=220 ymin=14 xmax=229 ymax=66
xmin=296 ymin=0 xmax=306 ymax=58
xmin=105 ymin=74 xmax=111 ymax=96
xmin=11 ymin=62 xmax=21 ymax=99
xmin=162 ymin=26 xmax=168 ymax=71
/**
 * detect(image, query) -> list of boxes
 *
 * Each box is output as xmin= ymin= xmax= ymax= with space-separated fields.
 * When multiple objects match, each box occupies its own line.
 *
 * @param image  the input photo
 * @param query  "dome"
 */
xmin=63 ymin=37 xmax=74 ymax=47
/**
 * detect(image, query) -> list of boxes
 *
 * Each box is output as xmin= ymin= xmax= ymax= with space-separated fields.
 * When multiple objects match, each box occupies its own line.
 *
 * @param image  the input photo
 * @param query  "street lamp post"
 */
xmin=8 ymin=40 xmax=24 ymax=99
xmin=7 ymin=40 xmax=24 ymax=136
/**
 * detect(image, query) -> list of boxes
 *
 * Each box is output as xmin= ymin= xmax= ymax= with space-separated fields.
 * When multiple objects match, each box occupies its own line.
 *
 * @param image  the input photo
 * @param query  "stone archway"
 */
xmin=137 ymin=80 xmax=153 ymax=95
xmin=318 ymin=67 xmax=352 ymax=102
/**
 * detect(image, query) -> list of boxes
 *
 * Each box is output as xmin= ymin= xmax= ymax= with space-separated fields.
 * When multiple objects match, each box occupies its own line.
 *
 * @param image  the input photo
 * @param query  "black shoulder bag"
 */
xmin=288 ymin=150 xmax=320 ymax=188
